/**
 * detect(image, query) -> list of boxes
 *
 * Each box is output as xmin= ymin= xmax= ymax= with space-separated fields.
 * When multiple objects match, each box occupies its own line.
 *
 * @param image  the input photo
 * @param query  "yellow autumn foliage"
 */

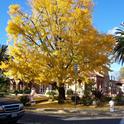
xmin=9 ymin=4 xmax=20 ymax=15
xmin=0 ymin=0 xmax=116 ymax=85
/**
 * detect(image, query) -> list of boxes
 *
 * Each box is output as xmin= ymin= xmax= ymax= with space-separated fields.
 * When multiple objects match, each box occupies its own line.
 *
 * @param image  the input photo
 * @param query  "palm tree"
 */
xmin=113 ymin=23 xmax=124 ymax=64
xmin=0 ymin=45 xmax=9 ymax=92
xmin=0 ymin=45 xmax=8 ymax=62
xmin=0 ymin=45 xmax=9 ymax=76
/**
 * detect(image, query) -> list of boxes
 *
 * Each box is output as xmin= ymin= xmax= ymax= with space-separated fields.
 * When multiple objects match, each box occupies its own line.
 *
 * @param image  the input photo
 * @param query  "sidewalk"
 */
xmin=26 ymin=106 xmax=124 ymax=119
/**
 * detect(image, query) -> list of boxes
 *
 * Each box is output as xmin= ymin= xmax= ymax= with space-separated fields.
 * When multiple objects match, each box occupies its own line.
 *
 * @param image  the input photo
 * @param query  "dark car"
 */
xmin=0 ymin=96 xmax=24 ymax=123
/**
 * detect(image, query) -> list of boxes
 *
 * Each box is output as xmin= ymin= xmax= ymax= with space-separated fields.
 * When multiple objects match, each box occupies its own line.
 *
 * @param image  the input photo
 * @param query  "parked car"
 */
xmin=0 ymin=96 xmax=24 ymax=123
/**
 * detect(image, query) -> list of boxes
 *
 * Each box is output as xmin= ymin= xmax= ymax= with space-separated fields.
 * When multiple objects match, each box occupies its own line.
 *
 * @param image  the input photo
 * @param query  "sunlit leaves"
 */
xmin=1 ymin=0 xmax=115 ymax=85
xmin=9 ymin=4 xmax=20 ymax=15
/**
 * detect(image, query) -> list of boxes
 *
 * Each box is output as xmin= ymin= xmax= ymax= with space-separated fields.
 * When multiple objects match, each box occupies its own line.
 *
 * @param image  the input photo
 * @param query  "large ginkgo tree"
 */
xmin=0 ymin=0 xmax=115 ymax=103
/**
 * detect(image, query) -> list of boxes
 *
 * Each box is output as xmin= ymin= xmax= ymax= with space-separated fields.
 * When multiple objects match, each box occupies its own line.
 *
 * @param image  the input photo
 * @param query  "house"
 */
xmin=116 ymin=78 xmax=124 ymax=93
xmin=9 ymin=72 xmax=120 ymax=96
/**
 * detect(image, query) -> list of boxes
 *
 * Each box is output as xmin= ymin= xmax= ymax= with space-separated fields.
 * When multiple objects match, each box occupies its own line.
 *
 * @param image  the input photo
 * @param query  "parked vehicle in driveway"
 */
xmin=0 ymin=96 xmax=24 ymax=123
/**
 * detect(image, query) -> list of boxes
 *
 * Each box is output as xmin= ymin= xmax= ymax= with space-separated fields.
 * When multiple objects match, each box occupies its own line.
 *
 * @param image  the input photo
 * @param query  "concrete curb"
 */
xmin=26 ymin=108 xmax=124 ymax=119
xmin=62 ymin=116 xmax=124 ymax=121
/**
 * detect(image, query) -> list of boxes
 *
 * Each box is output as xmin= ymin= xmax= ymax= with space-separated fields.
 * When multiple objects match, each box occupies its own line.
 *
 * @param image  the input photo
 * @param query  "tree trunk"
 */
xmin=58 ymin=84 xmax=65 ymax=104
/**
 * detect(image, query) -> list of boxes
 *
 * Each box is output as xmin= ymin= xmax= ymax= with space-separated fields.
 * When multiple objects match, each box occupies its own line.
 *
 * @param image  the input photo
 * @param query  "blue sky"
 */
xmin=0 ymin=0 xmax=29 ymax=44
xmin=93 ymin=0 xmax=124 ymax=33
xmin=0 ymin=0 xmax=123 ymax=76
xmin=93 ymin=0 xmax=124 ymax=77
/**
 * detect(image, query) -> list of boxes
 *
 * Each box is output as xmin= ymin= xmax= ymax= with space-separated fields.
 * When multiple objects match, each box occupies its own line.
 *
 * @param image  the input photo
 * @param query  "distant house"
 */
xmin=116 ymin=79 xmax=124 ymax=93
xmin=9 ymin=72 xmax=120 ymax=96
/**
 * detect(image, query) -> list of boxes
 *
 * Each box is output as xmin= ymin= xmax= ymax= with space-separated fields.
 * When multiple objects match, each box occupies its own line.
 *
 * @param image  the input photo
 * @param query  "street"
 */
xmin=17 ymin=112 xmax=124 ymax=124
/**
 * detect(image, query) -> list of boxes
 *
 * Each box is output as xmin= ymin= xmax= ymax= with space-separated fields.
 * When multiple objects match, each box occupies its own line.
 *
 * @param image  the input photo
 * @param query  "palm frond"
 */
xmin=113 ymin=24 xmax=124 ymax=64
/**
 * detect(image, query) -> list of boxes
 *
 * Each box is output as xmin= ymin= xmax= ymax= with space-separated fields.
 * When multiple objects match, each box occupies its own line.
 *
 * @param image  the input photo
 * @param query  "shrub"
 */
xmin=0 ymin=92 xmax=4 ymax=97
xmin=92 ymin=90 xmax=103 ymax=100
xmin=66 ymin=89 xmax=73 ymax=96
xmin=80 ymin=96 xmax=93 ymax=106
xmin=23 ymin=89 xmax=31 ymax=94
xmin=14 ymin=89 xmax=31 ymax=95
xmin=14 ymin=90 xmax=23 ymax=95
xmin=114 ymin=95 xmax=124 ymax=105
xmin=46 ymin=91 xmax=57 ymax=96
xmin=14 ymin=90 xmax=19 ymax=95
xmin=0 ymin=78 xmax=10 ymax=93
xmin=46 ymin=90 xmax=58 ymax=101
xmin=19 ymin=95 xmax=30 ymax=106
xmin=102 ymin=96 xmax=111 ymax=103
xmin=71 ymin=95 xmax=80 ymax=104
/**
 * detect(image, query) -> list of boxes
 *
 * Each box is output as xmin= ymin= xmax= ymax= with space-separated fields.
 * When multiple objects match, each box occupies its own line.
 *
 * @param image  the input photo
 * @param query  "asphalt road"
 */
xmin=18 ymin=112 xmax=124 ymax=124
